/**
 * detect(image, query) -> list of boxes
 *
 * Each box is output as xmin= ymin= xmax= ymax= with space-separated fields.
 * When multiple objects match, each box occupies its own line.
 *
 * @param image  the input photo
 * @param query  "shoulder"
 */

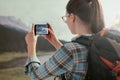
xmin=54 ymin=42 xmax=88 ymax=64
xmin=61 ymin=42 xmax=88 ymax=54
xmin=63 ymin=42 xmax=88 ymax=64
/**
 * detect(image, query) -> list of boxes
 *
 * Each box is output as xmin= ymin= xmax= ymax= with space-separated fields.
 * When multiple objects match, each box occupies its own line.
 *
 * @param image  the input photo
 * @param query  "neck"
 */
xmin=75 ymin=18 xmax=92 ymax=35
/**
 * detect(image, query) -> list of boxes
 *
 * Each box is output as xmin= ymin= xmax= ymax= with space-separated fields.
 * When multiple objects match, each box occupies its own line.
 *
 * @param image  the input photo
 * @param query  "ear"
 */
xmin=70 ymin=13 xmax=76 ymax=22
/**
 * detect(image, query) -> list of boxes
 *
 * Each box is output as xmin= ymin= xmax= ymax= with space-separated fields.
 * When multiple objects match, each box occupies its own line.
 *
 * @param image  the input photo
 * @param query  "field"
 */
xmin=0 ymin=67 xmax=31 ymax=80
xmin=0 ymin=52 xmax=54 ymax=80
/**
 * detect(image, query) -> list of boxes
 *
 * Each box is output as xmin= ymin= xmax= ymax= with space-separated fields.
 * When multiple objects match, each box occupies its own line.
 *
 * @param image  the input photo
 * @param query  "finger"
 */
xmin=31 ymin=24 xmax=35 ymax=34
xmin=44 ymin=29 xmax=53 ymax=39
xmin=43 ymin=35 xmax=48 ymax=39
xmin=48 ymin=28 xmax=54 ymax=35
xmin=47 ymin=23 xmax=54 ymax=31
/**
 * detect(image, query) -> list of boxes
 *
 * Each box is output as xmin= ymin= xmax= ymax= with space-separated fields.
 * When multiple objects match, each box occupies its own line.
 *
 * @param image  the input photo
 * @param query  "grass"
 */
xmin=0 ymin=67 xmax=54 ymax=80
xmin=0 ymin=52 xmax=54 ymax=80
xmin=0 ymin=67 xmax=31 ymax=80
xmin=0 ymin=51 xmax=49 ymax=62
xmin=0 ymin=52 xmax=27 ymax=62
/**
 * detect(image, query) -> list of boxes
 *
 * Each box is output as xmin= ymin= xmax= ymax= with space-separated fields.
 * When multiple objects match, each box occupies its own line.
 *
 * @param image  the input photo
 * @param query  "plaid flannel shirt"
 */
xmin=25 ymin=42 xmax=88 ymax=80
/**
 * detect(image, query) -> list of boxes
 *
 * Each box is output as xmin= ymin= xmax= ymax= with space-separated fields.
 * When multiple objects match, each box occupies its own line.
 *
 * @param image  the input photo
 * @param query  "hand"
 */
xmin=44 ymin=23 xmax=63 ymax=50
xmin=25 ymin=24 xmax=39 ymax=56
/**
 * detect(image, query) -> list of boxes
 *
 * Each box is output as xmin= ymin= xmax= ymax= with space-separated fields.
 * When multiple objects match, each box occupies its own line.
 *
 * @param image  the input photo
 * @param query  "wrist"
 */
xmin=54 ymin=41 xmax=63 ymax=50
xmin=27 ymin=46 xmax=36 ymax=56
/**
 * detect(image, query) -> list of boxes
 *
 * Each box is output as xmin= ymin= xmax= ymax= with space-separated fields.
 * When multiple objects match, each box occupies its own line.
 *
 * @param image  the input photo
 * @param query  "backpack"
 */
xmin=72 ymin=29 xmax=120 ymax=80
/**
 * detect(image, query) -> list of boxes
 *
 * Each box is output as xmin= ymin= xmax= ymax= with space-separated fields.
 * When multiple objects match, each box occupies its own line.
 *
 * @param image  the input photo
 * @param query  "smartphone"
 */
xmin=34 ymin=24 xmax=49 ymax=35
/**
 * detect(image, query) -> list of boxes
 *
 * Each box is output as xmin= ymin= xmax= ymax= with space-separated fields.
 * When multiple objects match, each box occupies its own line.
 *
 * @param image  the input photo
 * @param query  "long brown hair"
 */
xmin=66 ymin=0 xmax=105 ymax=33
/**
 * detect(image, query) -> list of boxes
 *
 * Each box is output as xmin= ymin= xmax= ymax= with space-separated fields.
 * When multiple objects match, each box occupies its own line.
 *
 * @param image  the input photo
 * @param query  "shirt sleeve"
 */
xmin=24 ymin=55 xmax=41 ymax=76
xmin=24 ymin=43 xmax=87 ymax=80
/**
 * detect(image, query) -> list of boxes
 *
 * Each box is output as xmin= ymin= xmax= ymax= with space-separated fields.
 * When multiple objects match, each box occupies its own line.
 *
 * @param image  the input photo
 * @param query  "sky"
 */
xmin=0 ymin=0 xmax=120 ymax=41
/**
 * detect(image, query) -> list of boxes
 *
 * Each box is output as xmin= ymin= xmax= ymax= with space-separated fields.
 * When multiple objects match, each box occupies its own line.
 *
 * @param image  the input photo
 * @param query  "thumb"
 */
xmin=36 ymin=34 xmax=40 ymax=38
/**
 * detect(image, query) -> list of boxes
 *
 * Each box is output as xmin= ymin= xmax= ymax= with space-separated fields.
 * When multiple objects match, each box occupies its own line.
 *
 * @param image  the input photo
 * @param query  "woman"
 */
xmin=25 ymin=0 xmax=105 ymax=80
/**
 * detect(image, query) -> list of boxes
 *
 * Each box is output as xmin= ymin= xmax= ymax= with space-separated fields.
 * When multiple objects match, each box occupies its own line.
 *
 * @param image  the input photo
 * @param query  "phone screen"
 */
xmin=35 ymin=24 xmax=49 ymax=35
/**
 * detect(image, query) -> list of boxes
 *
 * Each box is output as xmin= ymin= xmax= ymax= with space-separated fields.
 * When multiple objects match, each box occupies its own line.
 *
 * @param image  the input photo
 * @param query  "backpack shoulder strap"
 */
xmin=71 ymin=28 xmax=106 ymax=46
xmin=72 ymin=28 xmax=120 ymax=47
xmin=72 ymin=35 xmax=94 ymax=47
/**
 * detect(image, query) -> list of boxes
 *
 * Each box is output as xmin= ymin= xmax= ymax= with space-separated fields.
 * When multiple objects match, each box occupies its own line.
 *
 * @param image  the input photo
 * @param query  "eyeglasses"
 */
xmin=62 ymin=16 xmax=67 ymax=23
xmin=62 ymin=13 xmax=70 ymax=22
